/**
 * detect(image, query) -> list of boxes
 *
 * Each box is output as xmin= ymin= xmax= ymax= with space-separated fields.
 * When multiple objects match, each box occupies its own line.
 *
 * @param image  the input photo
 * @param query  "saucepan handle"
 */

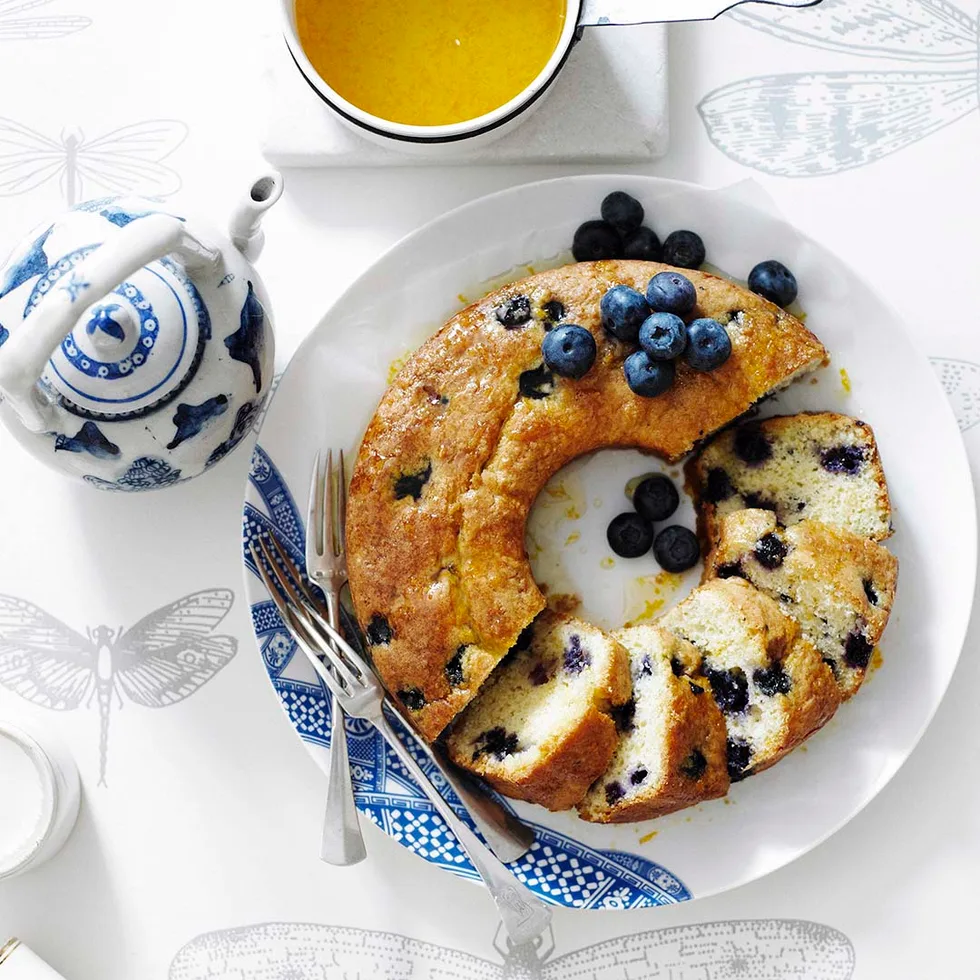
xmin=579 ymin=0 xmax=821 ymax=26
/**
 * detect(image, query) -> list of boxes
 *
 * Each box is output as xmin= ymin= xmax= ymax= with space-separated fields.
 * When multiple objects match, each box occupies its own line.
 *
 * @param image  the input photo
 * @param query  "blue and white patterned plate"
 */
xmin=242 ymin=175 xmax=975 ymax=908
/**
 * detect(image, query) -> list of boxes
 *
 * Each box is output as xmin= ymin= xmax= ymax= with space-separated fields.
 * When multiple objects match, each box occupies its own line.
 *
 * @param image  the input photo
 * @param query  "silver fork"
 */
xmin=252 ymin=537 xmax=552 ymax=946
xmin=307 ymin=449 xmax=367 ymax=867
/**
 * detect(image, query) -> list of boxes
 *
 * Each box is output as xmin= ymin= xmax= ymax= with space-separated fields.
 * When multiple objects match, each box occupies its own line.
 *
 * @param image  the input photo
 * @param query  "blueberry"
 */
xmin=653 ymin=525 xmax=700 ymax=573
xmin=743 ymin=492 xmax=776 ymax=511
xmin=366 ymin=614 xmax=393 ymax=645
xmin=863 ymin=579 xmax=879 ymax=606
xmin=669 ymin=656 xmax=685 ymax=677
xmin=716 ymin=561 xmax=745 ymax=580
xmin=748 ymin=260 xmax=798 ymax=308
xmin=646 ymin=271 xmax=697 ymax=316
xmin=685 ymin=319 xmax=732 ymax=372
xmin=753 ymin=662 xmax=792 ymax=696
xmin=573 ymin=220 xmax=622 ymax=262
xmin=623 ymin=226 xmax=663 ymax=261
xmin=635 ymin=654 xmax=654 ymax=679
xmin=541 ymin=299 xmax=565 ymax=325
xmin=733 ymin=425 xmax=771 ymax=465
xmin=633 ymin=474 xmax=679 ymax=522
xmin=600 ymin=285 xmax=650 ymax=342
xmin=445 ymin=646 xmax=465 ymax=687
xmin=541 ymin=324 xmax=596 ymax=380
xmin=611 ymin=698 xmax=636 ymax=734
xmin=607 ymin=512 xmax=654 ymax=558
xmin=704 ymin=467 xmax=735 ymax=503
xmin=394 ymin=460 xmax=433 ymax=500
xmin=518 ymin=364 xmax=555 ymax=400
xmin=630 ymin=766 xmax=648 ymax=785
xmin=753 ymin=532 xmax=788 ymax=570
xmin=639 ymin=312 xmax=687 ymax=361
xmin=843 ymin=630 xmax=873 ymax=669
xmin=495 ymin=295 xmax=532 ymax=328
xmin=563 ymin=634 xmax=592 ymax=674
xmin=605 ymin=781 xmax=625 ymax=805
xmin=820 ymin=444 xmax=865 ymax=475
xmin=624 ymin=351 xmax=675 ymax=398
xmin=704 ymin=665 xmax=749 ymax=714
xmin=398 ymin=688 xmax=426 ymax=711
xmin=727 ymin=737 xmax=752 ymax=781
xmin=662 ymin=230 xmax=706 ymax=269
xmin=601 ymin=191 xmax=644 ymax=235
xmin=679 ymin=748 xmax=707 ymax=781
xmin=528 ymin=662 xmax=551 ymax=686
xmin=473 ymin=727 xmax=520 ymax=761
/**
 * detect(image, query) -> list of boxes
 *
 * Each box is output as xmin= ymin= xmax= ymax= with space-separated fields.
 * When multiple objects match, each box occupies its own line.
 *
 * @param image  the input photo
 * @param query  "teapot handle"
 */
xmin=578 ymin=0 xmax=821 ymax=25
xmin=0 ymin=214 xmax=218 ymax=433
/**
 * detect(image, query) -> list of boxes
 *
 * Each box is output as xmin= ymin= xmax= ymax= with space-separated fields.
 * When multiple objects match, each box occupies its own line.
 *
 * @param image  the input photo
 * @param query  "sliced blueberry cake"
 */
xmin=658 ymin=578 xmax=842 ymax=782
xmin=347 ymin=262 xmax=826 ymax=742
xmin=687 ymin=412 xmax=891 ymax=549
xmin=705 ymin=509 xmax=898 ymax=699
xmin=578 ymin=625 xmax=729 ymax=823
xmin=443 ymin=612 xmax=632 ymax=811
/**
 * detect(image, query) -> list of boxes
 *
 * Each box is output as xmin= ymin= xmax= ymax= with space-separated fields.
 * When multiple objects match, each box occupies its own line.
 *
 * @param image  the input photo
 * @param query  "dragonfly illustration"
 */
xmin=0 ymin=117 xmax=188 ymax=206
xmin=699 ymin=0 xmax=980 ymax=175
xmin=0 ymin=0 xmax=90 ymax=41
xmin=169 ymin=919 xmax=855 ymax=980
xmin=0 ymin=589 xmax=237 ymax=785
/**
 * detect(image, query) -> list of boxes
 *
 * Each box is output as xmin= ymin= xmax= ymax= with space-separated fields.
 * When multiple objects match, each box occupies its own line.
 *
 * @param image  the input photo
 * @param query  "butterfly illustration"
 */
xmin=168 ymin=919 xmax=856 ymax=980
xmin=0 ymin=589 xmax=237 ymax=785
xmin=0 ymin=0 xmax=90 ymax=41
xmin=699 ymin=0 xmax=979 ymax=175
xmin=0 ymin=117 xmax=188 ymax=206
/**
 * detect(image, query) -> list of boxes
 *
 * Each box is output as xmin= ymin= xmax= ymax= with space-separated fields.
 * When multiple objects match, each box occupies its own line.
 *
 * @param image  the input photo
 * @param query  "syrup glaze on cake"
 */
xmin=346 ymin=260 xmax=827 ymax=741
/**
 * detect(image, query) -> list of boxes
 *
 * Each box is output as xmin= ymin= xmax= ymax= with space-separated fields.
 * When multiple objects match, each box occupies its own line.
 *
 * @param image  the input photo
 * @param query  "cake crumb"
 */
xmin=547 ymin=592 xmax=581 ymax=615
xmin=600 ymin=557 xmax=615 ymax=570
xmin=545 ymin=484 xmax=570 ymax=500
xmin=565 ymin=505 xmax=582 ymax=520
xmin=565 ymin=531 xmax=581 ymax=546
xmin=840 ymin=367 xmax=851 ymax=393
xmin=638 ymin=830 xmax=658 ymax=844
xmin=457 ymin=292 xmax=469 ymax=305
xmin=871 ymin=646 xmax=883 ymax=671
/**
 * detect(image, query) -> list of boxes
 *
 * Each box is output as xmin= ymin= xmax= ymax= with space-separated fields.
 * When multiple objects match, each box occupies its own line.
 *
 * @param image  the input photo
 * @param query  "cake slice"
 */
xmin=443 ymin=612 xmax=632 ymax=811
xmin=578 ymin=625 xmax=729 ymax=823
xmin=687 ymin=412 xmax=892 ymax=548
xmin=659 ymin=578 xmax=841 ymax=782
xmin=705 ymin=509 xmax=898 ymax=699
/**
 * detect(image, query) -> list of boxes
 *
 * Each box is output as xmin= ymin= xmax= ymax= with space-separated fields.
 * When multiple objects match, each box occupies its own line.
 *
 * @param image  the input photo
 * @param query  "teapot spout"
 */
xmin=229 ymin=172 xmax=284 ymax=262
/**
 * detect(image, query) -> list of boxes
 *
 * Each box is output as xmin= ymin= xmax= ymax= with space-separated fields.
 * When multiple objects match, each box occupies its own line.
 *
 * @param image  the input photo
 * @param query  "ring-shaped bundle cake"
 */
xmin=346 ymin=260 xmax=827 ymax=742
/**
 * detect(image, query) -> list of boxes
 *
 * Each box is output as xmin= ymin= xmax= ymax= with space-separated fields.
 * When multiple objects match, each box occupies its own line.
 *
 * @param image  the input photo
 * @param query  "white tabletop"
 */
xmin=1 ymin=0 xmax=979 ymax=977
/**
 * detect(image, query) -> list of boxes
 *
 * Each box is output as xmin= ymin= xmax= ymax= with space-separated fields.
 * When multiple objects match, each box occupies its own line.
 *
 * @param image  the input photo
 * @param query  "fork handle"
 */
xmin=375 ymin=712 xmax=552 ymax=945
xmin=319 ymin=591 xmax=367 ymax=867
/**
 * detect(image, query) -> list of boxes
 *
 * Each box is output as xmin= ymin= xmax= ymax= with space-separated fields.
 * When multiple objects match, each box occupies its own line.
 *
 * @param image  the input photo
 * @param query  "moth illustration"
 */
xmin=0 ymin=117 xmax=188 ymax=206
xmin=0 ymin=0 xmax=90 ymax=41
xmin=169 ymin=919 xmax=856 ymax=980
xmin=0 ymin=589 xmax=237 ymax=785
xmin=699 ymin=0 xmax=979 ymax=175
xmin=931 ymin=357 xmax=980 ymax=432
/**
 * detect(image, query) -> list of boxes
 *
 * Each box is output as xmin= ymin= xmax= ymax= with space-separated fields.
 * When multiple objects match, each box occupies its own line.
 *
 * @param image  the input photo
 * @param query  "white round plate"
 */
xmin=242 ymin=175 xmax=975 ymax=910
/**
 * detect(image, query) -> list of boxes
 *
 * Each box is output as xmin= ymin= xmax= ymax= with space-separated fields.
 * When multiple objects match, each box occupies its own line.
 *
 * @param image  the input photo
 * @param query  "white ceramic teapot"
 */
xmin=0 ymin=173 xmax=282 ymax=491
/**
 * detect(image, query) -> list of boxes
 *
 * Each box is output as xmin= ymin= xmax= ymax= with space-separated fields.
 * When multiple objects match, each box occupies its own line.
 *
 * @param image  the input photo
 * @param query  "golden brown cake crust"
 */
xmin=346 ymin=260 xmax=827 ymax=741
